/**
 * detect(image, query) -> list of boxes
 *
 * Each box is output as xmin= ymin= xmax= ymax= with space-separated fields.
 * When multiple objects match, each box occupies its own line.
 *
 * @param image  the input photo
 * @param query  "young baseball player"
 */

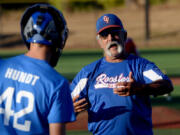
xmin=0 ymin=4 xmax=75 ymax=135
xmin=71 ymin=14 xmax=173 ymax=135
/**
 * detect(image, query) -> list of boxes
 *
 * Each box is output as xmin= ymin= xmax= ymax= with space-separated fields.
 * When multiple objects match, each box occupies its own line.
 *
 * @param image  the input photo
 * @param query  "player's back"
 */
xmin=0 ymin=55 xmax=72 ymax=135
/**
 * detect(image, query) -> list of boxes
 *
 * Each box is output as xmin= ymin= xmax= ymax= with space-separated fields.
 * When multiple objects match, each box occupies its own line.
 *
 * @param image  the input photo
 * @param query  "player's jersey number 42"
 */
xmin=0 ymin=87 xmax=34 ymax=132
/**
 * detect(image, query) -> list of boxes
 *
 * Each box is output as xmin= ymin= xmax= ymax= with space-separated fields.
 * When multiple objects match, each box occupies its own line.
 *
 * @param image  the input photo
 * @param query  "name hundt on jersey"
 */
xmin=4 ymin=68 xmax=40 ymax=86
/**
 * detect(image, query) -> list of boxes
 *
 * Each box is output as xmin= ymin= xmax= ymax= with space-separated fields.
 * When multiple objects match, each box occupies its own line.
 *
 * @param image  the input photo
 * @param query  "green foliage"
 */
xmin=50 ymin=0 xmax=124 ymax=12
xmin=150 ymin=0 xmax=168 ymax=5
xmin=63 ymin=0 xmax=103 ymax=12
xmin=49 ymin=0 xmax=171 ymax=12
xmin=97 ymin=0 xmax=124 ymax=9
xmin=49 ymin=0 xmax=63 ymax=10
xmin=0 ymin=0 xmax=48 ymax=4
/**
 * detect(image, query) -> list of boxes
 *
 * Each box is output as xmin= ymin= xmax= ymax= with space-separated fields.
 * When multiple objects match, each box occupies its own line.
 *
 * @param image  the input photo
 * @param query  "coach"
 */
xmin=70 ymin=13 xmax=173 ymax=135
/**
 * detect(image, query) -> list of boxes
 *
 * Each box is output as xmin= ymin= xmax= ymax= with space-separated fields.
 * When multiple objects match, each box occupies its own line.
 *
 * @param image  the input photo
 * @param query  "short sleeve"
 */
xmin=48 ymin=80 xmax=76 ymax=123
xmin=70 ymin=68 xmax=89 ymax=98
xmin=142 ymin=60 xmax=170 ymax=83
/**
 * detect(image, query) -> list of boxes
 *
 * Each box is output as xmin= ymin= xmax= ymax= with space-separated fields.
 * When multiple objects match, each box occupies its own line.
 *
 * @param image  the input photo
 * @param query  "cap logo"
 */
xmin=103 ymin=16 xmax=109 ymax=24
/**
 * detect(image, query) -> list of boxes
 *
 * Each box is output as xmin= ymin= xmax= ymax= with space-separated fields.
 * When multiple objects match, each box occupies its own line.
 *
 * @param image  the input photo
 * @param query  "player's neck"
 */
xmin=25 ymin=43 xmax=52 ymax=62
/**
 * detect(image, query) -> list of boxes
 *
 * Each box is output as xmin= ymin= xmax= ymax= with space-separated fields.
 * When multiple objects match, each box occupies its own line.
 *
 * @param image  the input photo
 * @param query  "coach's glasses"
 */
xmin=98 ymin=28 xmax=126 ymax=41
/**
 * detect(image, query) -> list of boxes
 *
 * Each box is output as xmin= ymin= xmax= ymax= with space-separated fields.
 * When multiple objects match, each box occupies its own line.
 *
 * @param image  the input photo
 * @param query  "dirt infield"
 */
xmin=152 ymin=106 xmax=180 ymax=129
xmin=67 ymin=77 xmax=180 ymax=130
xmin=171 ymin=77 xmax=180 ymax=85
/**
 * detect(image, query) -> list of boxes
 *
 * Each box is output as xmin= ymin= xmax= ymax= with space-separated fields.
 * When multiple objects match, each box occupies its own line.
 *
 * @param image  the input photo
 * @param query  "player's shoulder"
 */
xmin=0 ymin=55 xmax=20 ymax=67
xmin=0 ymin=58 xmax=4 ymax=63
xmin=49 ymin=69 xmax=67 ymax=83
xmin=2 ymin=55 xmax=27 ymax=65
xmin=6 ymin=54 xmax=23 ymax=60
xmin=0 ymin=58 xmax=4 ymax=68
xmin=35 ymin=61 xmax=68 ymax=86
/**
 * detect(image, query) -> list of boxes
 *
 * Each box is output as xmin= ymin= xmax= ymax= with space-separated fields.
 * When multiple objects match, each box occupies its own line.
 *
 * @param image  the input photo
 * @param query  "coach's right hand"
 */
xmin=73 ymin=95 xmax=89 ymax=114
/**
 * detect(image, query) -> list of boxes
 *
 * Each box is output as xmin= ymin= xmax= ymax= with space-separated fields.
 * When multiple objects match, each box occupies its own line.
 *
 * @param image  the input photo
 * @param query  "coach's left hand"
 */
xmin=73 ymin=95 xmax=89 ymax=114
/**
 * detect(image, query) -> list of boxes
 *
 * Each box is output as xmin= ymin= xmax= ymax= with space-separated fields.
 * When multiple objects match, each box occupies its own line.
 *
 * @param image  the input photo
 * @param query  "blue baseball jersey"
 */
xmin=0 ymin=55 xmax=76 ymax=135
xmin=71 ymin=55 xmax=170 ymax=135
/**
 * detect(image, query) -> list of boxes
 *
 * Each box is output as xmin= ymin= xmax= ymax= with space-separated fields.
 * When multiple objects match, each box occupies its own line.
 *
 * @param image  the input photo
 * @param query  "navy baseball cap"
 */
xmin=96 ymin=14 xmax=125 ymax=34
